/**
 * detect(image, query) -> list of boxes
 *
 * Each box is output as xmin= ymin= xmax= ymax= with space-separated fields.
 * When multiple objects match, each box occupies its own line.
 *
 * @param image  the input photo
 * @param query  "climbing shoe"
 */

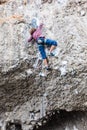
xmin=45 ymin=66 xmax=52 ymax=71
xmin=48 ymin=52 xmax=55 ymax=57
xmin=50 ymin=52 xmax=55 ymax=56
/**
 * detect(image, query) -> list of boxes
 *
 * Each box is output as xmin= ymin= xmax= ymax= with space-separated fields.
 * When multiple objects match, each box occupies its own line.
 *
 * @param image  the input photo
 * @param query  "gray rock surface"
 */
xmin=0 ymin=0 xmax=87 ymax=130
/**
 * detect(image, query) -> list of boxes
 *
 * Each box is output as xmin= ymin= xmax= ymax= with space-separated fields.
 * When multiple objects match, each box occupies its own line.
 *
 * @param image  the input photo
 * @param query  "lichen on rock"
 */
xmin=0 ymin=0 xmax=8 ymax=4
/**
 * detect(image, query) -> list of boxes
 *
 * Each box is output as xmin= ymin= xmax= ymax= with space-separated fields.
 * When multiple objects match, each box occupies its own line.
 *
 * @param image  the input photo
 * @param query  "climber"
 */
xmin=28 ymin=23 xmax=57 ymax=70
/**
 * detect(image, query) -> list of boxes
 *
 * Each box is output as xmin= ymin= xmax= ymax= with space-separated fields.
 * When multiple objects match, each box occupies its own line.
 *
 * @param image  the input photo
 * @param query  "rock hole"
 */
xmin=33 ymin=110 xmax=87 ymax=130
xmin=6 ymin=121 xmax=22 ymax=130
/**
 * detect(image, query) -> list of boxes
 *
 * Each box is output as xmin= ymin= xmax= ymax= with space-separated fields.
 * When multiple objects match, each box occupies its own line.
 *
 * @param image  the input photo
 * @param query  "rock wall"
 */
xmin=0 ymin=0 xmax=87 ymax=130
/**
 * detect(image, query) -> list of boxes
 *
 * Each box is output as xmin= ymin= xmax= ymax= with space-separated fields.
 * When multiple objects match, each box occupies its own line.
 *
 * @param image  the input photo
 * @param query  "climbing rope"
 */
xmin=26 ymin=0 xmax=55 ymax=128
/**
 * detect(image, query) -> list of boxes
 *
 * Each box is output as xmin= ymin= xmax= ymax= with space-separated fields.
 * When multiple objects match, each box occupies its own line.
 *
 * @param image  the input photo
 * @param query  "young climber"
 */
xmin=28 ymin=23 xmax=57 ymax=70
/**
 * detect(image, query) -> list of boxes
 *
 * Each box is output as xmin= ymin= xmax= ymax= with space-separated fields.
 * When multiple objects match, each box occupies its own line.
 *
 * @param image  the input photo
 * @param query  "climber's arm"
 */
xmin=38 ymin=23 xmax=44 ymax=30
xmin=28 ymin=35 xmax=33 ymax=42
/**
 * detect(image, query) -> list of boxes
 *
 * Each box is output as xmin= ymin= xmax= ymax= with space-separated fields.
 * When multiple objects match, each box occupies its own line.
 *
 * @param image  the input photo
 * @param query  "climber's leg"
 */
xmin=44 ymin=38 xmax=57 ymax=56
xmin=38 ymin=44 xmax=51 ymax=70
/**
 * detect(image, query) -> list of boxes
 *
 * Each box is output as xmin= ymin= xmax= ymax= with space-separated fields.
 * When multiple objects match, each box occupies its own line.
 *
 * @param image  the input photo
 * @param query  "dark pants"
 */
xmin=37 ymin=37 xmax=57 ymax=59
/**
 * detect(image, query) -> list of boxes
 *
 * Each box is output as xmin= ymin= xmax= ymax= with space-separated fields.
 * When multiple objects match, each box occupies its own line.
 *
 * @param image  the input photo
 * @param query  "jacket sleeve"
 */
xmin=28 ymin=35 xmax=33 ymax=42
xmin=38 ymin=23 xmax=43 ymax=30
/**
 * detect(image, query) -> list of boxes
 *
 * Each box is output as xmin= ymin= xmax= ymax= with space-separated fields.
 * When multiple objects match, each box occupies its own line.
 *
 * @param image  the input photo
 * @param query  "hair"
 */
xmin=29 ymin=28 xmax=36 ymax=35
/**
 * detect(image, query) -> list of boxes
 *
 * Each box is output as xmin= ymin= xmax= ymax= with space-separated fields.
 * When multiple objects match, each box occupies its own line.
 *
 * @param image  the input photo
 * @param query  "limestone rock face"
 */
xmin=0 ymin=0 xmax=87 ymax=130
